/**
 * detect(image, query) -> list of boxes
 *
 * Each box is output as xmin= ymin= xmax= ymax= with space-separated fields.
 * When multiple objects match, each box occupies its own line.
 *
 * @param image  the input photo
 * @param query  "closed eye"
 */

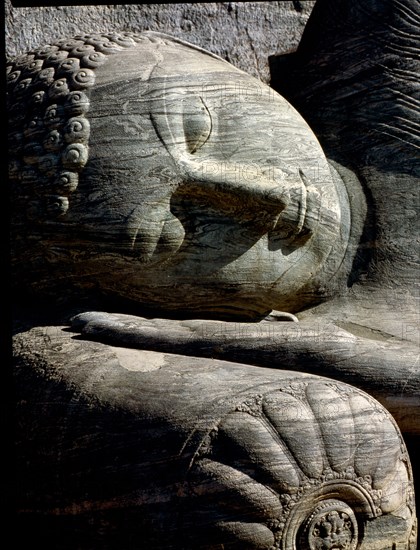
xmin=183 ymin=95 xmax=212 ymax=154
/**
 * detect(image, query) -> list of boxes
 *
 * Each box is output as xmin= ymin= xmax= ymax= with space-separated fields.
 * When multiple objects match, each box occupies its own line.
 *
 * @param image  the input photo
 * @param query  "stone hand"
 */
xmin=71 ymin=311 xmax=419 ymax=435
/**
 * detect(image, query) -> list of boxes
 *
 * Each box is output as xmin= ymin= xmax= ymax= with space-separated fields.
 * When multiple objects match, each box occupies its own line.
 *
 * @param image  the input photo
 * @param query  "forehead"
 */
xmin=92 ymin=35 xmax=283 ymax=109
xmin=94 ymin=35 xmax=237 ymax=86
xmin=89 ymin=36 xmax=330 ymax=179
xmin=92 ymin=41 xmax=288 ymax=125
xmin=90 ymin=37 xmax=290 ymax=140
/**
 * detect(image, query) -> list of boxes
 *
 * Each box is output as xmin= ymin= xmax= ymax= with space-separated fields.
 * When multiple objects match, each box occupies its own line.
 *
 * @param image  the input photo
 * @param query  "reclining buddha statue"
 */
xmin=9 ymin=1 xmax=419 ymax=548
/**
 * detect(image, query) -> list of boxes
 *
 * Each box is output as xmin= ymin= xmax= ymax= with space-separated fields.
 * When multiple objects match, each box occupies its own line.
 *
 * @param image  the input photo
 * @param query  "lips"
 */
xmin=131 ymin=202 xmax=186 ymax=265
xmin=132 ymin=166 xmax=322 ymax=265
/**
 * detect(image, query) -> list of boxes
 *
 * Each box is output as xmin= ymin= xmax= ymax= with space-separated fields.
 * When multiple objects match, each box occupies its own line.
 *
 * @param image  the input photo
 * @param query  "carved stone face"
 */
xmin=12 ymin=34 xmax=349 ymax=318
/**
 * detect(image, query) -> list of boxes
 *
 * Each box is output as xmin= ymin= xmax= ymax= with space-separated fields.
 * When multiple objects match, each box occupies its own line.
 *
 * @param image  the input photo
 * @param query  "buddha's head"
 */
xmin=8 ymin=32 xmax=351 ymax=319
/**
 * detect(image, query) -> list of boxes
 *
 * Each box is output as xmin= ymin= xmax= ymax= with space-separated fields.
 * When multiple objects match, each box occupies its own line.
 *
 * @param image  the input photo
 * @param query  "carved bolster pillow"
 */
xmin=13 ymin=326 xmax=417 ymax=549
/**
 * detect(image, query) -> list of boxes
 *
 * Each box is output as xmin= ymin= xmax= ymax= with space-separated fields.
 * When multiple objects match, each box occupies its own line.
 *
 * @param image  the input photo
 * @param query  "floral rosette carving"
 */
xmin=185 ymin=380 xmax=416 ymax=549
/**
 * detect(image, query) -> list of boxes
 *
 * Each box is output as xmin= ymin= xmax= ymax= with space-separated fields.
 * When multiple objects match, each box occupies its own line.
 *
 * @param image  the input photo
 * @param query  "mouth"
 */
xmin=130 ymin=205 xmax=186 ymax=265
xmin=130 ymin=168 xmax=321 ymax=264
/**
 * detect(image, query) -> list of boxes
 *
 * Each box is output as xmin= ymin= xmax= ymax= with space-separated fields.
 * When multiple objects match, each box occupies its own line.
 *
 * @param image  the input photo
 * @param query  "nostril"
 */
xmin=271 ymin=186 xmax=306 ymax=242
xmin=269 ymin=177 xmax=322 ymax=251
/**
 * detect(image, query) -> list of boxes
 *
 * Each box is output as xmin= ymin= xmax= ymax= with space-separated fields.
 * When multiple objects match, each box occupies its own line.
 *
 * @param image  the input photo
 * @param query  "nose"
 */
xmin=178 ymin=158 xmax=296 ymax=225
xmin=177 ymin=158 xmax=313 ymax=244
xmin=270 ymin=169 xmax=321 ymax=246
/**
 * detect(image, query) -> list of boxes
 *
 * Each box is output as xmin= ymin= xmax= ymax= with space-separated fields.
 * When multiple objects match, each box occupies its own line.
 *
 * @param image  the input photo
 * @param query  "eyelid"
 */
xmin=148 ymin=88 xmax=212 ymax=159
xmin=183 ymin=95 xmax=212 ymax=154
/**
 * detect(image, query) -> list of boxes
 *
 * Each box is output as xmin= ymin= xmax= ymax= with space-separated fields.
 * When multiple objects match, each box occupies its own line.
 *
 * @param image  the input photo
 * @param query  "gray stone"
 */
xmin=8 ymin=31 xmax=355 ymax=317
xmin=13 ymin=324 xmax=417 ymax=549
xmin=5 ymin=0 xmax=316 ymax=84
xmin=8 ymin=1 xmax=419 ymax=548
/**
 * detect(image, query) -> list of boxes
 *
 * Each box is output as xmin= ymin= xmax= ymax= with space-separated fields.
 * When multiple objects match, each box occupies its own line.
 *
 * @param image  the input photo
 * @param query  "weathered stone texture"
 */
xmin=7 ymin=1 xmax=419 ymax=548
xmin=5 ymin=1 xmax=316 ymax=83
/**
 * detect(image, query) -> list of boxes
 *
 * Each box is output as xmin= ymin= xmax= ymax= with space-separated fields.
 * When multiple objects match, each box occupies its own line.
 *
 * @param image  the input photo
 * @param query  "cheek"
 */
xmin=71 ymin=143 xmax=181 ymax=225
